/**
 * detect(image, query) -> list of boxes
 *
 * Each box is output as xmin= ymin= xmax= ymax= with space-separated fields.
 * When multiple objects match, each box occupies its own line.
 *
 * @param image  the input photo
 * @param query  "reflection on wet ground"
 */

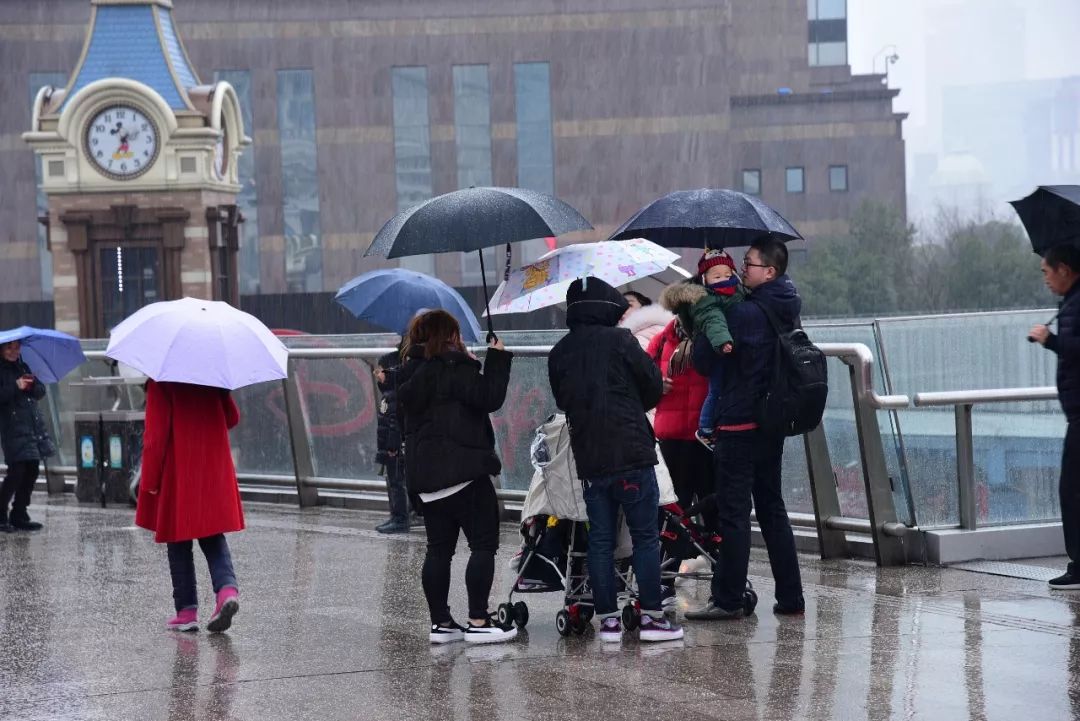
xmin=1 ymin=497 xmax=1078 ymax=720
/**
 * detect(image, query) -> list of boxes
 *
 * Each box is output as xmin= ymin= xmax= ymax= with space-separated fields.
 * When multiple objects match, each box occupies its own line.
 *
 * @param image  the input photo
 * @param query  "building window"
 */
xmin=392 ymin=66 xmax=434 ymax=275
xmin=808 ymin=0 xmax=847 ymax=67
xmin=276 ymin=69 xmax=322 ymax=293
xmin=741 ymin=169 xmax=761 ymax=196
xmin=454 ymin=64 xmax=496 ymax=284
xmin=214 ymin=70 xmax=259 ymax=294
xmin=29 ymin=72 xmax=66 ymax=299
xmin=786 ymin=167 xmax=805 ymax=194
xmin=829 ymin=164 xmax=848 ymax=192
xmin=515 ymin=62 xmax=554 ymax=264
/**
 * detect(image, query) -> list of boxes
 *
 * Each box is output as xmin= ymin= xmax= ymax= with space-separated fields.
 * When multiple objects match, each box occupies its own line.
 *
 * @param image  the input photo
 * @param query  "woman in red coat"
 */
xmin=136 ymin=380 xmax=244 ymax=633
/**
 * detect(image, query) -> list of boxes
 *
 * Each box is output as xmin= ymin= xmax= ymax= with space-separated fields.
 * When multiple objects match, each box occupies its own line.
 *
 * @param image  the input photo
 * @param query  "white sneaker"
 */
xmin=464 ymin=619 xmax=518 ymax=645
xmin=598 ymin=617 xmax=623 ymax=643
xmin=429 ymin=620 xmax=467 ymax=644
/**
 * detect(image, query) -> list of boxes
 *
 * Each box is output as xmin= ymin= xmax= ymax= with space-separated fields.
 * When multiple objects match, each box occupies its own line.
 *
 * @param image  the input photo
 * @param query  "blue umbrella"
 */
xmin=335 ymin=269 xmax=484 ymax=343
xmin=0 ymin=326 xmax=87 ymax=383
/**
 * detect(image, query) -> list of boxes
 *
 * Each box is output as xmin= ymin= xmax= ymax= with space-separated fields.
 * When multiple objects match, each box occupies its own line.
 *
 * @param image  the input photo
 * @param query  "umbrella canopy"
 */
xmin=0 ymin=326 xmax=86 ymax=383
xmin=363 ymin=186 xmax=592 ymax=259
xmin=1009 ymin=185 xmax=1080 ymax=255
xmin=335 ymin=269 xmax=484 ymax=342
xmin=487 ymin=238 xmax=685 ymax=315
xmin=105 ymin=297 xmax=288 ymax=390
xmin=608 ymin=188 xmax=802 ymax=249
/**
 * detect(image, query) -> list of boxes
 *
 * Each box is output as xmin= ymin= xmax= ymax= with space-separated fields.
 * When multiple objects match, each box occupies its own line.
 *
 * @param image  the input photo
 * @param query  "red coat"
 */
xmin=135 ymin=381 xmax=244 ymax=543
xmin=646 ymin=319 xmax=709 ymax=441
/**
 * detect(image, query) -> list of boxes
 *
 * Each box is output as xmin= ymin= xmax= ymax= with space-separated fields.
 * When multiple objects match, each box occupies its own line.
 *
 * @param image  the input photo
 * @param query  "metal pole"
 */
xmin=281 ymin=363 xmax=320 ymax=508
xmin=955 ymin=403 xmax=977 ymax=530
xmin=803 ymin=424 xmax=849 ymax=558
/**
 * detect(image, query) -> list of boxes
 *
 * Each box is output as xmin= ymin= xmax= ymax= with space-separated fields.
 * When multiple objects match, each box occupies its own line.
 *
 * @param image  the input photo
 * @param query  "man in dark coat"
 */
xmin=374 ymin=347 xmax=410 ymax=533
xmin=1030 ymin=242 xmax=1080 ymax=589
xmin=686 ymin=237 xmax=805 ymax=620
xmin=548 ymin=276 xmax=682 ymax=643
xmin=0 ymin=340 xmax=48 ymax=532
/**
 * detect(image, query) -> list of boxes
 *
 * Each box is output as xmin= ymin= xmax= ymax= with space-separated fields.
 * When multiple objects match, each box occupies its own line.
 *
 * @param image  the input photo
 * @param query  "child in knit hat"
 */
xmin=659 ymin=248 xmax=746 ymax=449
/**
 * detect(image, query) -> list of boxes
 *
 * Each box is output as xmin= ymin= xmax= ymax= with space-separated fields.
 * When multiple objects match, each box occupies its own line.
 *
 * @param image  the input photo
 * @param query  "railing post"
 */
xmin=281 ymin=359 xmax=320 ymax=508
xmin=803 ymin=424 xmax=849 ymax=559
xmin=955 ymin=403 xmax=977 ymax=530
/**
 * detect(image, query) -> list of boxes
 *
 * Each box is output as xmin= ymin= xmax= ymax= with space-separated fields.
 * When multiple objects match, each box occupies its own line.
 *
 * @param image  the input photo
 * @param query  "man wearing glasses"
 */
xmin=685 ymin=237 xmax=805 ymax=620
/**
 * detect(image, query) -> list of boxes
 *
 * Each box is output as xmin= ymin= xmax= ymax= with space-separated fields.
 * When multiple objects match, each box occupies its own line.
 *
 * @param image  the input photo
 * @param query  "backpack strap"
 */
xmin=748 ymin=297 xmax=784 ymax=338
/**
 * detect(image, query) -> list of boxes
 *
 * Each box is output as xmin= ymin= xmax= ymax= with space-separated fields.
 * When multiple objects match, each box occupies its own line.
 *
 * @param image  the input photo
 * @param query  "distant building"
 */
xmin=0 ymin=0 xmax=906 ymax=330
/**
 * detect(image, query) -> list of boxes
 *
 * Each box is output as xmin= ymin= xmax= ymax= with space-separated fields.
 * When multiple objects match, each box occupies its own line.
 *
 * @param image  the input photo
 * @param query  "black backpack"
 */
xmin=752 ymin=299 xmax=828 ymax=436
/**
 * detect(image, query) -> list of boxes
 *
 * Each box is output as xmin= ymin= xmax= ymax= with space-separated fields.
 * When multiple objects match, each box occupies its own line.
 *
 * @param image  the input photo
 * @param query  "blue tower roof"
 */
xmin=63 ymin=1 xmax=201 ymax=111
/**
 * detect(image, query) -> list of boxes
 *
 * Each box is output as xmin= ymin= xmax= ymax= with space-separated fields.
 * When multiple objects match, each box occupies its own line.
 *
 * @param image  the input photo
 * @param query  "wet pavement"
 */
xmin=2 ymin=496 xmax=1079 ymax=721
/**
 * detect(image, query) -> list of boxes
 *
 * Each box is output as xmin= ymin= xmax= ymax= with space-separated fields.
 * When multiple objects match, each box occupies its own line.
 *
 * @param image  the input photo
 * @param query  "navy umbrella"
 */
xmin=363 ymin=187 xmax=592 ymax=338
xmin=1009 ymin=185 xmax=1080 ymax=255
xmin=335 ymin=269 xmax=484 ymax=343
xmin=609 ymin=188 xmax=802 ymax=249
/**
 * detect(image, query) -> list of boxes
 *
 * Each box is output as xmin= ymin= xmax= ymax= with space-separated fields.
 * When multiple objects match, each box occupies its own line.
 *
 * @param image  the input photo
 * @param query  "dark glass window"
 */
xmin=277 ymin=69 xmax=322 ymax=292
xmin=214 ymin=70 xmax=260 ymax=294
xmin=392 ymin=66 xmax=434 ymax=274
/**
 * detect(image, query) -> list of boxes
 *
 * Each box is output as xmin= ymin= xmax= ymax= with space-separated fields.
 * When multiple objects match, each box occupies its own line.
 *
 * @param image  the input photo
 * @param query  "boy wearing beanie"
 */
xmin=659 ymin=248 xmax=746 ymax=448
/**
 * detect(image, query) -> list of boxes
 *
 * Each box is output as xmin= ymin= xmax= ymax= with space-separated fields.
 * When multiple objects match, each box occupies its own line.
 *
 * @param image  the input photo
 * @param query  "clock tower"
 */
xmin=22 ymin=0 xmax=250 ymax=338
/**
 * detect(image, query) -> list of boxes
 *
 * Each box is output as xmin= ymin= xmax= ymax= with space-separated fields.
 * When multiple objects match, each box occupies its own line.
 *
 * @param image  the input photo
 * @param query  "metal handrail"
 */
xmin=914 ymin=386 xmax=1058 ymax=406
xmin=817 ymin=342 xmax=910 ymax=409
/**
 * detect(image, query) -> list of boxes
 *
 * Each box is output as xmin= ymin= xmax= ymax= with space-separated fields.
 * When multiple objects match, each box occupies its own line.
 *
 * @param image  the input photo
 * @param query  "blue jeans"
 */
xmin=582 ymin=467 xmax=662 ymax=617
xmin=166 ymin=534 xmax=237 ymax=612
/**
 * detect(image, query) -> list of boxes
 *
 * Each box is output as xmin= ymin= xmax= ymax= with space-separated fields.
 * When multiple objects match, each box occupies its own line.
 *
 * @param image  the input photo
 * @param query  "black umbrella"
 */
xmin=364 ymin=187 xmax=592 ymax=340
xmin=1009 ymin=185 xmax=1080 ymax=255
xmin=608 ymin=188 xmax=802 ymax=249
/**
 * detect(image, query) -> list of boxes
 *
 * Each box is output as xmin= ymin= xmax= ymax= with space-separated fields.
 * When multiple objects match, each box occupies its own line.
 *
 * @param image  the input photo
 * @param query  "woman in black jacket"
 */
xmin=397 ymin=310 xmax=516 ymax=644
xmin=0 ymin=340 xmax=52 ymax=532
xmin=374 ymin=345 xmax=410 ymax=534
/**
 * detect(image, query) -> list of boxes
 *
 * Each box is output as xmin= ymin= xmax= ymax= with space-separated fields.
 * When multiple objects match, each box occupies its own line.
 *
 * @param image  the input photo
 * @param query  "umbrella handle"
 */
xmin=477 ymin=249 xmax=498 ymax=344
xmin=1028 ymin=312 xmax=1059 ymax=343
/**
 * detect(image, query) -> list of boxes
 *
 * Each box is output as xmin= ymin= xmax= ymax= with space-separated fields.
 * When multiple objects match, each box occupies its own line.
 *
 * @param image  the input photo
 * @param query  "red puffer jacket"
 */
xmin=646 ymin=319 xmax=709 ymax=441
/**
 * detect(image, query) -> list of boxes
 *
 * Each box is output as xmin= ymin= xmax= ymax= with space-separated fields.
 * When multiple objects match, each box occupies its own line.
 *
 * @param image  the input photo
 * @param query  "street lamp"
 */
xmin=873 ymin=44 xmax=900 ymax=87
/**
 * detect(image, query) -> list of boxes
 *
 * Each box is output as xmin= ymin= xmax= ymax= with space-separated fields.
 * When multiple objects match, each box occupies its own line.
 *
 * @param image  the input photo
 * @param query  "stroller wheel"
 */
xmin=621 ymin=604 xmax=640 ymax=631
xmin=581 ymin=607 xmax=595 ymax=624
xmin=497 ymin=603 xmax=515 ymax=627
xmin=513 ymin=602 xmax=530 ymax=628
xmin=573 ymin=618 xmax=589 ymax=635
xmin=555 ymin=609 xmax=572 ymax=637
xmin=743 ymin=589 xmax=758 ymax=616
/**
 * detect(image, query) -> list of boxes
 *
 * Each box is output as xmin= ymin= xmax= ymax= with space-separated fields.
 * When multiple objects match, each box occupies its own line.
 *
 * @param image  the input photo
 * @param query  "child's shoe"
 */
xmin=695 ymin=429 xmax=715 ymax=452
xmin=167 ymin=607 xmax=198 ymax=632
xmin=207 ymin=587 xmax=239 ymax=634
xmin=598 ymin=617 xmax=623 ymax=643
xmin=639 ymin=613 xmax=684 ymax=642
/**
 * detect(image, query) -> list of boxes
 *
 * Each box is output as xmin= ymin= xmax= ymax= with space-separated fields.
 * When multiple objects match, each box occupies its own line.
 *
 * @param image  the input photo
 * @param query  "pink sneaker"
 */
xmin=167 ymin=607 xmax=198 ymax=632
xmin=207 ymin=587 xmax=239 ymax=634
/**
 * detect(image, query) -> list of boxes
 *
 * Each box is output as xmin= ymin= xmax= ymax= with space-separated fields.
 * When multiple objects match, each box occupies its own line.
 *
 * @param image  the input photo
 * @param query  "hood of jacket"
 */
xmin=566 ymin=276 xmax=628 ymax=329
xmin=660 ymin=281 xmax=708 ymax=312
xmin=619 ymin=304 xmax=673 ymax=337
xmin=748 ymin=274 xmax=802 ymax=324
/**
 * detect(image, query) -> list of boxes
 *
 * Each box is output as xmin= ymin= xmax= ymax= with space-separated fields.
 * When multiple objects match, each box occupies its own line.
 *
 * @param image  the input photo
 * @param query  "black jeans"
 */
xmin=384 ymin=454 xmax=409 ymax=523
xmin=1062 ymin=422 xmax=1080 ymax=575
xmin=711 ymin=429 xmax=803 ymax=611
xmin=166 ymin=534 xmax=238 ymax=612
xmin=421 ymin=479 xmax=500 ymax=623
xmin=659 ymin=439 xmax=718 ymax=531
xmin=0 ymin=460 xmax=40 ymax=522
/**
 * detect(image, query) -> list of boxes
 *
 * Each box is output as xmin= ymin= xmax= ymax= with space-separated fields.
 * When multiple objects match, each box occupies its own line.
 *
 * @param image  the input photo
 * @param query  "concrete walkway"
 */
xmin=1 ymin=497 xmax=1077 ymax=721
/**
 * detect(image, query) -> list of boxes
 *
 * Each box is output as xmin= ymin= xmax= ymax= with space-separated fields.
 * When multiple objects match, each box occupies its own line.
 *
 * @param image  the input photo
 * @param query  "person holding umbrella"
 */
xmin=1028 ymin=243 xmax=1080 ymax=590
xmin=374 ymin=340 xmax=411 ymax=534
xmin=0 ymin=341 xmax=54 ymax=532
xmin=396 ymin=309 xmax=516 ymax=644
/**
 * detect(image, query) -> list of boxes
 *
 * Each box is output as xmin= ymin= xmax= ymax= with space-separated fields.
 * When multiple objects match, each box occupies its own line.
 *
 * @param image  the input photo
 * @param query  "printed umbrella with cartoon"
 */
xmin=486 ymin=238 xmax=687 ymax=315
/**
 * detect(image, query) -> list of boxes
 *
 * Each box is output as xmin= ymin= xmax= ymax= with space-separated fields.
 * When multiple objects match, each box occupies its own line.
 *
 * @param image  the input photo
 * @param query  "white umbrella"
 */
xmin=105 ymin=297 xmax=288 ymax=390
xmin=487 ymin=238 xmax=690 ymax=316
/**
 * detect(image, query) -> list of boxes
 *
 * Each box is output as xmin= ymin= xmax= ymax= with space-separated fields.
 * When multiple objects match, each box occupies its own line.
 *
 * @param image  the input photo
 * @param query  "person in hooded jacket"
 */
xmin=685 ymin=237 xmax=805 ymax=621
xmin=374 ymin=344 xmax=410 ymax=534
xmin=0 ymin=340 xmax=53 ymax=532
xmin=548 ymin=276 xmax=683 ymax=643
xmin=397 ymin=309 xmax=517 ymax=645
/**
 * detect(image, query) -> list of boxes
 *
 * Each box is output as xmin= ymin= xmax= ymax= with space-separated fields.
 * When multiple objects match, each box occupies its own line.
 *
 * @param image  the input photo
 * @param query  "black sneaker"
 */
xmin=377 ymin=521 xmax=410 ymax=535
xmin=464 ymin=617 xmax=518 ymax=645
xmin=0 ymin=521 xmax=13 ymax=534
xmin=10 ymin=516 xmax=42 ymax=532
xmin=684 ymin=599 xmax=744 ymax=620
xmin=773 ymin=602 xmax=806 ymax=615
xmin=1048 ymin=572 xmax=1080 ymax=590
xmin=695 ymin=429 xmax=716 ymax=452
xmin=429 ymin=619 xmax=467 ymax=644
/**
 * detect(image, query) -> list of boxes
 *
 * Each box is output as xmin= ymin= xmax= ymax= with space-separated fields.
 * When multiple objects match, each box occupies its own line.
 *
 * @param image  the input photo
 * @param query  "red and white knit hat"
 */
xmin=697 ymin=248 xmax=736 ymax=276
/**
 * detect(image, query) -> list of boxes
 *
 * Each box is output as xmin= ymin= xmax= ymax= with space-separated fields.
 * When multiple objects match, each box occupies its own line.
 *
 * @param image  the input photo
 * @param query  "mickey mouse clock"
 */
xmin=83 ymin=103 xmax=159 ymax=180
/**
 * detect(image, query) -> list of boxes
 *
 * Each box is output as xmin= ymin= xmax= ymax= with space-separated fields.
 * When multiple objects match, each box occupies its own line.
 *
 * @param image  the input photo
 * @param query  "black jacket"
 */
xmin=0 ymin=358 xmax=48 ymax=464
xmin=375 ymin=349 xmax=403 ymax=464
xmin=548 ymin=277 xmax=663 ymax=478
xmin=1047 ymin=281 xmax=1080 ymax=422
xmin=712 ymin=275 xmax=802 ymax=427
xmin=397 ymin=346 xmax=512 ymax=494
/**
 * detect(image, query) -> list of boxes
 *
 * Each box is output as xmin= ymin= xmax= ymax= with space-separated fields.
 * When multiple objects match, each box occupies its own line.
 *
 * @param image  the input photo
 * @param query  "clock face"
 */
xmin=213 ymin=127 xmax=227 ymax=180
xmin=84 ymin=105 xmax=159 ymax=180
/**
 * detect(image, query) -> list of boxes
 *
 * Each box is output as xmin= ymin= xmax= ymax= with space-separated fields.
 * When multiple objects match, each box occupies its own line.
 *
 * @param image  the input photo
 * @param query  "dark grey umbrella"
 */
xmin=608 ymin=188 xmax=802 ymax=249
xmin=364 ymin=186 xmax=592 ymax=339
xmin=1009 ymin=185 xmax=1080 ymax=255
